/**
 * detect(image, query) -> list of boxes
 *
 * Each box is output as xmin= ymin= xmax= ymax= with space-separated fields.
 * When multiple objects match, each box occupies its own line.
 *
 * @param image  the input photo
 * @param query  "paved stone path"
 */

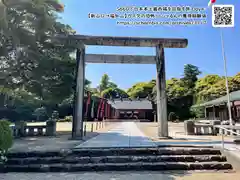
xmin=75 ymin=122 xmax=157 ymax=148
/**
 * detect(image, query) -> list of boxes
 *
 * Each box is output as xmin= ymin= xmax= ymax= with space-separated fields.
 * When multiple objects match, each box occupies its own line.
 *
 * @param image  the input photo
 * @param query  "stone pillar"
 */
xmin=232 ymin=101 xmax=237 ymax=120
xmin=46 ymin=119 xmax=56 ymax=136
xmin=72 ymin=47 xmax=85 ymax=139
xmin=156 ymin=44 xmax=168 ymax=138
xmin=204 ymin=107 xmax=207 ymax=119
xmin=225 ymin=103 xmax=228 ymax=120
xmin=213 ymin=105 xmax=215 ymax=120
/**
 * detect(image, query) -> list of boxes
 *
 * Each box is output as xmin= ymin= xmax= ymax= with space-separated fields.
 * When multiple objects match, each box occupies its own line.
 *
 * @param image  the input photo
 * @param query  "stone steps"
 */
xmin=7 ymin=151 xmax=66 ymax=158
xmin=71 ymin=148 xmax=222 ymax=156
xmin=0 ymin=162 xmax=232 ymax=172
xmin=7 ymin=147 xmax=221 ymax=158
xmin=1 ymin=147 xmax=233 ymax=172
xmin=6 ymin=155 xmax=227 ymax=165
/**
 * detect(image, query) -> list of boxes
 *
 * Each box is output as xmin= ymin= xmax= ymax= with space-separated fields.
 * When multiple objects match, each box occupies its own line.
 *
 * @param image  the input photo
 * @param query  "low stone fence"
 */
xmin=214 ymin=125 xmax=240 ymax=136
xmin=184 ymin=120 xmax=219 ymax=136
xmin=193 ymin=124 xmax=216 ymax=135
xmin=184 ymin=120 xmax=240 ymax=137
xmin=10 ymin=120 xmax=56 ymax=138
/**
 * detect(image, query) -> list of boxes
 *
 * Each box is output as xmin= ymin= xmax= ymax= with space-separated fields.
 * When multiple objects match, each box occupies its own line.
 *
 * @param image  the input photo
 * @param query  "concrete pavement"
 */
xmin=75 ymin=122 xmax=157 ymax=148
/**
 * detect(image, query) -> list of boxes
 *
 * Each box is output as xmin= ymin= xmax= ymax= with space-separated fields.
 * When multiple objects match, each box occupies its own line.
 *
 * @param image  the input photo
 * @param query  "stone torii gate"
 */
xmin=61 ymin=35 xmax=188 ymax=139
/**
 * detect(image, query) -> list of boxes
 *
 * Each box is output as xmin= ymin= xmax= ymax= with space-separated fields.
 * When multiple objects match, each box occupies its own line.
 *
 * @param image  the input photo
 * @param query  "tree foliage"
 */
xmin=0 ymin=0 xmax=76 ymax=102
xmin=98 ymin=74 xmax=110 ymax=93
xmin=182 ymin=64 xmax=201 ymax=90
xmin=195 ymin=73 xmax=240 ymax=103
xmin=0 ymin=119 xmax=13 ymax=153
xmin=101 ymin=88 xmax=129 ymax=99
xmin=0 ymin=0 xmax=79 ymax=120
xmin=96 ymin=74 xmax=118 ymax=94
xmin=127 ymin=80 xmax=156 ymax=99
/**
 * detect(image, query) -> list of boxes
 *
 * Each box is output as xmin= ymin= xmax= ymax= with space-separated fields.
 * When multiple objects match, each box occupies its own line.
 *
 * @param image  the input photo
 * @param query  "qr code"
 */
xmin=212 ymin=5 xmax=234 ymax=27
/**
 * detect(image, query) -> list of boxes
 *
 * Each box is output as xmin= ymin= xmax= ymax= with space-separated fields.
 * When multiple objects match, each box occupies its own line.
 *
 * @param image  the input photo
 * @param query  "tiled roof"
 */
xmin=108 ymin=99 xmax=152 ymax=110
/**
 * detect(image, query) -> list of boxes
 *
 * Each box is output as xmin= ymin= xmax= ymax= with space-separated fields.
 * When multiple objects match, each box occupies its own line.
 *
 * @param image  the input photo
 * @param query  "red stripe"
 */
xmin=106 ymin=103 xmax=108 ymax=118
xmin=108 ymin=103 xmax=111 ymax=118
xmin=85 ymin=92 xmax=91 ymax=116
xmin=101 ymin=100 xmax=105 ymax=118
xmin=97 ymin=99 xmax=103 ymax=119
xmin=87 ymin=92 xmax=91 ymax=105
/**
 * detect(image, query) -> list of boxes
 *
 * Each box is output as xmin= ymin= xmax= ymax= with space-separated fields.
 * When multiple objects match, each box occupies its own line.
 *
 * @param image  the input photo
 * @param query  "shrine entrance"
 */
xmin=56 ymin=35 xmax=188 ymax=139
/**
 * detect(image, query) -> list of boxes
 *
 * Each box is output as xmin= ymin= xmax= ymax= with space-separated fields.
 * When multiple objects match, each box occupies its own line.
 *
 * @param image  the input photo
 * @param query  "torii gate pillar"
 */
xmin=72 ymin=47 xmax=85 ymax=139
xmin=156 ymin=45 xmax=168 ymax=138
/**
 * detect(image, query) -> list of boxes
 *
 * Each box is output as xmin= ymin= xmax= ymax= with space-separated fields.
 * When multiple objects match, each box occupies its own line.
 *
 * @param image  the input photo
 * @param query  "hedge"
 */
xmin=57 ymin=116 xmax=72 ymax=122
xmin=0 ymin=119 xmax=13 ymax=151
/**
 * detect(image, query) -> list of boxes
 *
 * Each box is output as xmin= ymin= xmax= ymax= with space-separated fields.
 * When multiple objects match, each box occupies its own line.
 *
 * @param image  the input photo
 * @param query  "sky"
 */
xmin=60 ymin=0 xmax=240 ymax=90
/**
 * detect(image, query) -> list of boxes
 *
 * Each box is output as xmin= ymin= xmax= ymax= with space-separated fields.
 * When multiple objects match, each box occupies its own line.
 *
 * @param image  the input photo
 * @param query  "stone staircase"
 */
xmin=0 ymin=146 xmax=233 ymax=172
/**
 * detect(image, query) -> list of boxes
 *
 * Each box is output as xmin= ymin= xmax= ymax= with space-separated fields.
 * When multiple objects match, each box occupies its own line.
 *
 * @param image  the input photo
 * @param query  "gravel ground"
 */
xmin=9 ymin=122 xmax=115 ymax=152
xmin=1 ymin=171 xmax=240 ymax=180
xmin=136 ymin=122 xmax=234 ymax=142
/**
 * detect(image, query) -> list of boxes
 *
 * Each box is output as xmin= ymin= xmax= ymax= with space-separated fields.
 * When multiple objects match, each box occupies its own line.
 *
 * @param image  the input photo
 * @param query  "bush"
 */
xmin=190 ymin=105 xmax=205 ymax=118
xmin=58 ymin=116 xmax=72 ymax=122
xmin=0 ymin=119 xmax=13 ymax=150
xmin=0 ymin=119 xmax=13 ymax=163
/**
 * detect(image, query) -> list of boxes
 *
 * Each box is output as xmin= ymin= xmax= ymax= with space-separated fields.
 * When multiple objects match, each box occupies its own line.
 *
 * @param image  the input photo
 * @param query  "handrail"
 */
xmin=214 ymin=125 xmax=240 ymax=150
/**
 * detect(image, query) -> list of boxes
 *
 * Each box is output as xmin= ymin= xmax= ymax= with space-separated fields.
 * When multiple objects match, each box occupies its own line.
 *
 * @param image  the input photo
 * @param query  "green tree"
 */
xmin=98 ymin=74 xmax=110 ymax=93
xmin=108 ymin=82 xmax=118 ymax=89
xmin=195 ymin=75 xmax=223 ymax=102
xmin=182 ymin=64 xmax=201 ymax=90
xmin=0 ymin=0 xmax=65 ymax=64
xmin=0 ymin=89 xmax=42 ymax=121
xmin=0 ymin=0 xmax=80 ymax=121
xmin=233 ymin=73 xmax=240 ymax=84
xmin=101 ymin=88 xmax=129 ymax=99
xmin=0 ymin=0 xmax=77 ymax=105
xmin=191 ymin=73 xmax=240 ymax=118
xmin=96 ymin=74 xmax=120 ymax=96
xmin=89 ymin=88 xmax=100 ymax=97
xmin=127 ymin=80 xmax=155 ymax=98
xmin=85 ymin=79 xmax=92 ymax=88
